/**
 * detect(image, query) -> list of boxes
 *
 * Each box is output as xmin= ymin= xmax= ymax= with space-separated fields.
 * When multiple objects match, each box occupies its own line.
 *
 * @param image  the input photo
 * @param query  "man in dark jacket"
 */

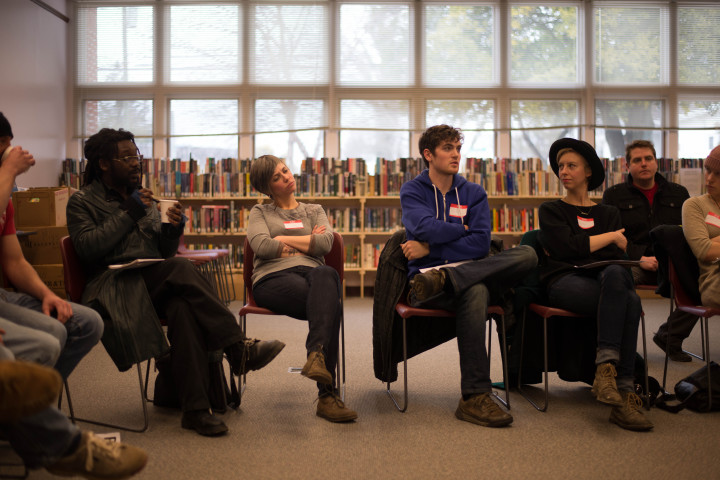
xmin=67 ymin=128 xmax=285 ymax=437
xmin=602 ymin=139 xmax=694 ymax=362
xmin=400 ymin=125 xmax=537 ymax=428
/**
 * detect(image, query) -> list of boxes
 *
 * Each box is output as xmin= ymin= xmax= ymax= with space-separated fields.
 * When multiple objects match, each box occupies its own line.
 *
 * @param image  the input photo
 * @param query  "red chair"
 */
xmin=386 ymin=298 xmax=510 ymax=412
xmin=238 ymin=232 xmax=346 ymax=399
xmin=59 ymin=236 xmax=151 ymax=433
xmin=666 ymin=261 xmax=719 ymax=411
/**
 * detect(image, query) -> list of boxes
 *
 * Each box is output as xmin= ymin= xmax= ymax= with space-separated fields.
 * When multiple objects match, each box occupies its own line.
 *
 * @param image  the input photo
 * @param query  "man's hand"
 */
xmin=42 ymin=294 xmax=72 ymax=324
xmin=166 ymin=202 xmax=184 ymax=227
xmin=401 ymin=240 xmax=430 ymax=260
xmin=1 ymin=146 xmax=35 ymax=177
xmin=136 ymin=188 xmax=155 ymax=208
xmin=639 ymin=255 xmax=658 ymax=271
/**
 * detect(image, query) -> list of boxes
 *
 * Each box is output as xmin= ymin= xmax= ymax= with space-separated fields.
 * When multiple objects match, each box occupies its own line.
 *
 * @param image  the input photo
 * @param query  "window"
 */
xmin=424 ymin=4 xmax=495 ymax=86
xmin=77 ymin=5 xmax=154 ymax=84
xmin=250 ymin=4 xmax=327 ymax=85
xmin=511 ymin=100 xmax=579 ymax=161
xmin=169 ymin=100 xmax=239 ymax=161
xmin=678 ymin=100 xmax=720 ymax=159
xmin=340 ymin=100 xmax=409 ymax=167
xmin=595 ymin=100 xmax=663 ymax=159
xmin=254 ymin=100 xmax=325 ymax=172
xmin=426 ymin=100 xmax=495 ymax=159
xmin=594 ymin=5 xmax=668 ymax=84
xmin=678 ymin=6 xmax=720 ymax=86
xmin=338 ymin=3 xmax=412 ymax=86
xmin=167 ymin=4 xmax=241 ymax=83
xmin=83 ymin=100 xmax=154 ymax=157
xmin=510 ymin=5 xmax=579 ymax=85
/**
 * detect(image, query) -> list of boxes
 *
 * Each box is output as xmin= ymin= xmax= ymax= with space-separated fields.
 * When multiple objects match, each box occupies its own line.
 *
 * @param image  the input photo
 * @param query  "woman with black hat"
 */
xmin=537 ymin=138 xmax=652 ymax=431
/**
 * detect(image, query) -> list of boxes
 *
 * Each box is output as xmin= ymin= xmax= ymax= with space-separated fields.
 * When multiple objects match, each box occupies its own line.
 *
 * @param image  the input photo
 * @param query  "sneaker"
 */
xmin=46 ymin=431 xmax=148 ymax=479
xmin=316 ymin=393 xmax=357 ymax=423
xmin=455 ymin=393 xmax=513 ymax=428
xmin=409 ymin=269 xmax=446 ymax=302
xmin=301 ymin=349 xmax=333 ymax=385
xmin=610 ymin=392 xmax=654 ymax=432
xmin=0 ymin=360 xmax=62 ymax=422
xmin=181 ymin=409 xmax=228 ymax=437
xmin=652 ymin=333 xmax=692 ymax=362
xmin=226 ymin=338 xmax=285 ymax=375
xmin=591 ymin=363 xmax=623 ymax=407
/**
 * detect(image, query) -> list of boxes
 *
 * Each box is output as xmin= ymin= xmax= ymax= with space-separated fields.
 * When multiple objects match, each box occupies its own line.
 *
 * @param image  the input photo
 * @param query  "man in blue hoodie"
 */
xmin=400 ymin=124 xmax=537 ymax=427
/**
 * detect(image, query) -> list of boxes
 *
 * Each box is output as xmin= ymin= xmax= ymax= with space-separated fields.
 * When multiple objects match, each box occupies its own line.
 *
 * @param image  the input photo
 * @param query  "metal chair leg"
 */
xmin=517 ymin=308 xmax=549 ymax=412
xmin=386 ymin=316 xmax=408 ymax=412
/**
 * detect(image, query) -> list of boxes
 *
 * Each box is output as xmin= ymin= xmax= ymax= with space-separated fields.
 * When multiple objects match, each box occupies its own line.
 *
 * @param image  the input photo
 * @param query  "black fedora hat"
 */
xmin=0 ymin=112 xmax=12 ymax=139
xmin=549 ymin=138 xmax=605 ymax=191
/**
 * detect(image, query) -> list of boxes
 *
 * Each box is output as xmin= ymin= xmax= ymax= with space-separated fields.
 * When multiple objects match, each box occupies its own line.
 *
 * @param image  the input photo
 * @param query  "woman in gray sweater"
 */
xmin=247 ymin=155 xmax=357 ymax=423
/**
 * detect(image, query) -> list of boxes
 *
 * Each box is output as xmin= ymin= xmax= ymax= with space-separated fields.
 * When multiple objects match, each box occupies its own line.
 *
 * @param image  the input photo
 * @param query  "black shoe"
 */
xmin=181 ymin=409 xmax=228 ymax=437
xmin=226 ymin=339 xmax=286 ymax=376
xmin=652 ymin=334 xmax=692 ymax=362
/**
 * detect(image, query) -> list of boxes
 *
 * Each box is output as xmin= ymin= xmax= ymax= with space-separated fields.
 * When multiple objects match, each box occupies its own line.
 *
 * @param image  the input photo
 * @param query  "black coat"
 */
xmin=602 ymin=173 xmax=689 ymax=261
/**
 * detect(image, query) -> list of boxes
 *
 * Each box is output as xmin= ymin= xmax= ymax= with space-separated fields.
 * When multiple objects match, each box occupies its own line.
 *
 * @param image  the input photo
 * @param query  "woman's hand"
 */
xmin=612 ymin=228 xmax=627 ymax=251
xmin=312 ymin=225 xmax=326 ymax=234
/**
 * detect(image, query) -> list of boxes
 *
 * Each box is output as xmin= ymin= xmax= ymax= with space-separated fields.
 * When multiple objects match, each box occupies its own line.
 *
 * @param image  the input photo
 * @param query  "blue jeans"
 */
xmin=1 ymin=407 xmax=80 ymax=469
xmin=0 ymin=288 xmax=103 ymax=379
xmin=411 ymin=246 xmax=538 ymax=395
xmin=547 ymin=265 xmax=641 ymax=388
xmin=253 ymin=265 xmax=342 ymax=395
xmin=0 ymin=316 xmax=61 ymax=366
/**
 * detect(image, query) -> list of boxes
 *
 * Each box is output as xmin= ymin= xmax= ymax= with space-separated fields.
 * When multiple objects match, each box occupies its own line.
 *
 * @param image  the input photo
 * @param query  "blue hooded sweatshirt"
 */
xmin=400 ymin=169 xmax=491 ymax=278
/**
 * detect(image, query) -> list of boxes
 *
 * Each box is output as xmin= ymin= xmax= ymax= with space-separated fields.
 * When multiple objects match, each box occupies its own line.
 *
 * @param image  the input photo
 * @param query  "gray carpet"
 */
xmin=8 ymin=297 xmax=720 ymax=479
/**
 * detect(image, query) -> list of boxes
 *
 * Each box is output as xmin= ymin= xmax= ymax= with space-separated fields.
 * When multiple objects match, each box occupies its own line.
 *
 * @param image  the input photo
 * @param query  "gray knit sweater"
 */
xmin=247 ymin=202 xmax=334 ymax=285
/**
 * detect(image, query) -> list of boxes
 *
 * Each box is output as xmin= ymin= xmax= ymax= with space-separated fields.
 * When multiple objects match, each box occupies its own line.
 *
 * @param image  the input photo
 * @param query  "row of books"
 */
xmin=491 ymin=206 xmax=540 ymax=234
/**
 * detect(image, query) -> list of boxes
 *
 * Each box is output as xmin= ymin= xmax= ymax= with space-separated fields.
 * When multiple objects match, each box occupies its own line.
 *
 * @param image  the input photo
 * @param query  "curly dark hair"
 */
xmin=418 ymin=125 xmax=463 ymax=168
xmin=82 ymin=128 xmax=136 ymax=186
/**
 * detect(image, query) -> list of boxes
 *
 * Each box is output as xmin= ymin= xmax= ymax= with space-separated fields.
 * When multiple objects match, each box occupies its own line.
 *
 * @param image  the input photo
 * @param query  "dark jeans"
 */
xmin=141 ymin=257 xmax=245 ymax=412
xmin=548 ymin=265 xmax=641 ymax=385
xmin=633 ymin=266 xmax=699 ymax=345
xmin=253 ymin=265 xmax=342 ymax=395
xmin=412 ymin=246 xmax=538 ymax=395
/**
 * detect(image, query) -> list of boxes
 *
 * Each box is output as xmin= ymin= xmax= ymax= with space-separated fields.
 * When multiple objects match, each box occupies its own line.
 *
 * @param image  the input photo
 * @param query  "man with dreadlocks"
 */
xmin=66 ymin=128 xmax=285 ymax=437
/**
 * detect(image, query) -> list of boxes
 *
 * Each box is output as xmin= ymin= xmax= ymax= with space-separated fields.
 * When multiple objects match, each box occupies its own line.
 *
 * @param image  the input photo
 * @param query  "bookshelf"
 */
xmin=60 ymin=155 xmax=696 ymax=297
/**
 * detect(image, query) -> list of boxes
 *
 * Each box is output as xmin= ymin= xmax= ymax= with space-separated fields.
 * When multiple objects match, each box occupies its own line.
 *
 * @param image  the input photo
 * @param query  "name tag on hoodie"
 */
xmin=284 ymin=220 xmax=304 ymax=230
xmin=577 ymin=216 xmax=594 ymax=229
xmin=705 ymin=211 xmax=720 ymax=228
xmin=449 ymin=203 xmax=467 ymax=219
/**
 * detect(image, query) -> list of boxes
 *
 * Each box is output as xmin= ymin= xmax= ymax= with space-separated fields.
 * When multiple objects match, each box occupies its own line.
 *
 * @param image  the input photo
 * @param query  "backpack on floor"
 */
xmin=656 ymin=361 xmax=720 ymax=413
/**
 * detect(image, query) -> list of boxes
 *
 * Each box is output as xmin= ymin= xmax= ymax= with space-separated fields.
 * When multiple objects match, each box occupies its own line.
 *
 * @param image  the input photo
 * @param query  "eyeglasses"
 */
xmin=113 ymin=154 xmax=143 ymax=164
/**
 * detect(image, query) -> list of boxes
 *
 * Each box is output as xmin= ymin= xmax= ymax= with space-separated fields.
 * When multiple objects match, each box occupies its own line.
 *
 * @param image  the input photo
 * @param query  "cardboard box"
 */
xmin=12 ymin=187 xmax=69 ymax=228
xmin=18 ymin=226 xmax=69 ymax=265
xmin=32 ymin=264 xmax=65 ymax=295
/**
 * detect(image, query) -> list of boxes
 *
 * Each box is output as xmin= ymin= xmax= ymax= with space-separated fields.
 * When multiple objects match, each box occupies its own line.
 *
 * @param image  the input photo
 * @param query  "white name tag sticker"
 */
xmin=577 ymin=216 xmax=595 ymax=229
xmin=284 ymin=220 xmax=304 ymax=230
xmin=449 ymin=203 xmax=467 ymax=218
xmin=705 ymin=212 xmax=720 ymax=228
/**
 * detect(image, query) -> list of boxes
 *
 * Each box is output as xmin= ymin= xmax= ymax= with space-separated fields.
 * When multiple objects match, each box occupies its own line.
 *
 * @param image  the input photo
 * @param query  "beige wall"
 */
xmin=0 ymin=0 xmax=68 ymax=189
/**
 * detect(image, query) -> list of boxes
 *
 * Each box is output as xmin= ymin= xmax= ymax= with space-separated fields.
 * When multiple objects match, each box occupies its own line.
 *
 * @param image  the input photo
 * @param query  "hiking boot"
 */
xmin=610 ymin=392 xmax=654 ymax=432
xmin=301 ymin=349 xmax=333 ymax=385
xmin=0 ymin=360 xmax=62 ymax=422
xmin=46 ymin=431 xmax=148 ymax=479
xmin=409 ymin=269 xmax=446 ymax=302
xmin=181 ymin=409 xmax=228 ymax=437
xmin=226 ymin=338 xmax=285 ymax=375
xmin=455 ymin=393 xmax=513 ymax=428
xmin=591 ymin=363 xmax=623 ymax=406
xmin=653 ymin=333 xmax=692 ymax=362
xmin=316 ymin=393 xmax=357 ymax=423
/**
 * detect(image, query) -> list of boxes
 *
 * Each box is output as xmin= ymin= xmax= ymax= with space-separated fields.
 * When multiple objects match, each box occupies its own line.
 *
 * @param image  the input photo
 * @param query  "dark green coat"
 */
xmin=66 ymin=180 xmax=178 ymax=371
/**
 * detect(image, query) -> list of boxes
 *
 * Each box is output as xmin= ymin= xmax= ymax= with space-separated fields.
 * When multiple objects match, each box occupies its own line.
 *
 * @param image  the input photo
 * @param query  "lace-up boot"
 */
xmin=301 ymin=347 xmax=333 ymax=384
xmin=455 ymin=393 xmax=513 ymax=427
xmin=0 ymin=360 xmax=62 ymax=422
xmin=591 ymin=362 xmax=623 ymax=406
xmin=316 ymin=393 xmax=357 ymax=423
xmin=409 ymin=269 xmax=447 ymax=302
xmin=610 ymin=392 xmax=654 ymax=431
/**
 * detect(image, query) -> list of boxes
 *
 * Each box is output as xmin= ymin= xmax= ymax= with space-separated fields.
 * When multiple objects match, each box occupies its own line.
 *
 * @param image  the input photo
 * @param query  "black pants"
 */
xmin=253 ymin=265 xmax=341 ymax=395
xmin=142 ymin=257 xmax=244 ymax=412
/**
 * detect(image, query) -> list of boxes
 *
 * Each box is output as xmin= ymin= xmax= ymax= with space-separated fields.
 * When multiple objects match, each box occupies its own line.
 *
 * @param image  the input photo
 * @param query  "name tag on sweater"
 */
xmin=284 ymin=220 xmax=304 ymax=229
xmin=705 ymin=212 xmax=720 ymax=228
xmin=577 ymin=216 xmax=594 ymax=229
xmin=449 ymin=203 xmax=467 ymax=218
